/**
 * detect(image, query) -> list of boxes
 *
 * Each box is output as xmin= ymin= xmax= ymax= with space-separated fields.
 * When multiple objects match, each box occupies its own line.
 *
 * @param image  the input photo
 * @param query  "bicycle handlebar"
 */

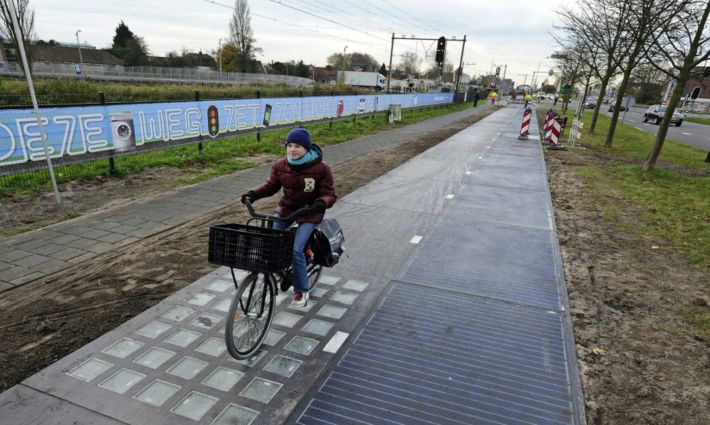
xmin=243 ymin=198 xmax=313 ymax=224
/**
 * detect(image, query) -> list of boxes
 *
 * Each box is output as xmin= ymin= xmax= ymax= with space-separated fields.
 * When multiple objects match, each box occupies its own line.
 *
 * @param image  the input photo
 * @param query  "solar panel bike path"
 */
xmin=290 ymin=106 xmax=586 ymax=425
xmin=0 ymin=105 xmax=583 ymax=424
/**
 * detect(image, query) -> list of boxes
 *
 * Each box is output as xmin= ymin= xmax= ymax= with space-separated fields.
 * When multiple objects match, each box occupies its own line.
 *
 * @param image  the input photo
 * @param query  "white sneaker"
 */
xmin=291 ymin=291 xmax=308 ymax=308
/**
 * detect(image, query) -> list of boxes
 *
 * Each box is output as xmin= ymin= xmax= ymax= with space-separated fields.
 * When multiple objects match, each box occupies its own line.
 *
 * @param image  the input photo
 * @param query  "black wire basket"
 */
xmin=208 ymin=223 xmax=294 ymax=273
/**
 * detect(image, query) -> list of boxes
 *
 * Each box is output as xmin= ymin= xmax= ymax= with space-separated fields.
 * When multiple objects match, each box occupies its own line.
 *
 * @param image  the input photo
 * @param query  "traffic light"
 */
xmin=207 ymin=105 xmax=219 ymax=137
xmin=435 ymin=36 xmax=446 ymax=64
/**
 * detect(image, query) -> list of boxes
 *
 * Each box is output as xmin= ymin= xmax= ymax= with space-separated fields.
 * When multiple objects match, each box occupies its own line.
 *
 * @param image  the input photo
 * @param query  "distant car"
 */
xmin=608 ymin=104 xmax=627 ymax=112
xmin=546 ymin=94 xmax=555 ymax=101
xmin=643 ymin=105 xmax=684 ymax=126
xmin=584 ymin=97 xmax=597 ymax=109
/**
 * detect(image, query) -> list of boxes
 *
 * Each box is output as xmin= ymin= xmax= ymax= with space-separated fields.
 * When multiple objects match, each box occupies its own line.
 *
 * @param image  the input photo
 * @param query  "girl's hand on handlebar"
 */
xmin=240 ymin=191 xmax=256 ymax=204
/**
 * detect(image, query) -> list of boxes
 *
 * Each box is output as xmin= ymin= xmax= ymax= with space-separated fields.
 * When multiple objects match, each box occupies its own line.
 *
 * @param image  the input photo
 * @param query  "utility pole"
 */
xmin=218 ymin=38 xmax=223 ymax=82
xmin=454 ymin=35 xmax=466 ymax=97
xmin=9 ymin=0 xmax=61 ymax=205
xmin=75 ymin=29 xmax=83 ymax=74
xmin=387 ymin=33 xmax=394 ymax=93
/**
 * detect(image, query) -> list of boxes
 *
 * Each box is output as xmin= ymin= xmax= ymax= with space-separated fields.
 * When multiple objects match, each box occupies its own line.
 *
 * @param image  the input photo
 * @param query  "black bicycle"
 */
xmin=208 ymin=200 xmax=322 ymax=360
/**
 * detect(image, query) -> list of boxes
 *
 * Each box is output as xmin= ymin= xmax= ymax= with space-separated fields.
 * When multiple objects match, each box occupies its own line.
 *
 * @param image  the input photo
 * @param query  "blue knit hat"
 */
xmin=285 ymin=128 xmax=312 ymax=150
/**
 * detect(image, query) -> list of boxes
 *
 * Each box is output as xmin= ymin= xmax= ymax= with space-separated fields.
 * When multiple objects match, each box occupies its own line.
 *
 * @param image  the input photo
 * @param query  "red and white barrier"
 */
xmin=548 ymin=119 xmax=561 ymax=146
xmin=518 ymin=109 xmax=532 ymax=139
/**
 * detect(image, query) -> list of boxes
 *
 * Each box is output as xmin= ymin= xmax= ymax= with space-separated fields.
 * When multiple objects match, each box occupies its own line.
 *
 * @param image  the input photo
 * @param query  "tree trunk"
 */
xmin=604 ymin=64 xmax=634 ymax=147
xmin=589 ymin=74 xmax=611 ymax=133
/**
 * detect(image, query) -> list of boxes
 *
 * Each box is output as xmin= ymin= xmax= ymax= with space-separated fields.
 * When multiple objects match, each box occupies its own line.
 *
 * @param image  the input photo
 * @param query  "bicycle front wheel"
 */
xmin=225 ymin=272 xmax=275 ymax=360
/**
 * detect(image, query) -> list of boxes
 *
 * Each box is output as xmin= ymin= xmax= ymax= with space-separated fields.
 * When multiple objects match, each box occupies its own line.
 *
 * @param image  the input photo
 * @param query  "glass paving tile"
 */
xmin=273 ymin=312 xmax=302 ymax=328
xmin=201 ymin=366 xmax=244 ymax=392
xmin=284 ymin=336 xmax=319 ymax=355
xmin=161 ymin=306 xmax=194 ymax=322
xmin=302 ymin=319 xmax=333 ymax=337
xmin=264 ymin=355 xmax=302 ymax=378
xmin=207 ymin=279 xmax=233 ymax=293
xmin=309 ymin=287 xmax=328 ymax=298
xmin=210 ymin=404 xmax=259 ymax=425
xmin=274 ymin=293 xmax=289 ymax=306
xmin=316 ymin=305 xmax=348 ymax=320
xmin=164 ymin=329 xmax=201 ymax=348
xmin=195 ymin=337 xmax=227 ymax=357
xmin=133 ymin=347 xmax=175 ymax=369
xmin=167 ymin=356 xmax=209 ymax=380
xmin=263 ymin=329 xmax=286 ymax=346
xmin=98 ymin=369 xmax=145 ymax=394
xmin=229 ymin=350 xmax=267 ymax=367
xmin=190 ymin=312 xmax=222 ymax=329
xmin=287 ymin=299 xmax=317 ymax=313
xmin=135 ymin=321 xmax=171 ymax=339
xmin=318 ymin=275 xmax=341 ymax=285
xmin=102 ymin=338 xmax=143 ymax=359
xmin=170 ymin=391 xmax=219 ymax=421
xmin=66 ymin=358 xmax=113 ymax=382
xmin=188 ymin=292 xmax=216 ymax=306
xmin=239 ymin=378 xmax=283 ymax=403
xmin=133 ymin=379 xmax=181 ymax=407
xmin=332 ymin=291 xmax=359 ymax=305
xmin=212 ymin=298 xmax=232 ymax=313
xmin=342 ymin=279 xmax=369 ymax=291
xmin=223 ymin=269 xmax=248 ymax=281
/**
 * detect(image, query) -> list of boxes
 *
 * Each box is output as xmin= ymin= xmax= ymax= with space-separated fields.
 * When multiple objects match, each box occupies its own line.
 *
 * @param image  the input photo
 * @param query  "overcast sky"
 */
xmin=28 ymin=0 xmax=564 ymax=83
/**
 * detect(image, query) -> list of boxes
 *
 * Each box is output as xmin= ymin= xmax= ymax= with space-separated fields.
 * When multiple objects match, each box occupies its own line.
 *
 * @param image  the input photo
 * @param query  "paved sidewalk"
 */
xmin=0 ymin=105 xmax=584 ymax=425
xmin=0 ymin=105 xmax=489 ymax=292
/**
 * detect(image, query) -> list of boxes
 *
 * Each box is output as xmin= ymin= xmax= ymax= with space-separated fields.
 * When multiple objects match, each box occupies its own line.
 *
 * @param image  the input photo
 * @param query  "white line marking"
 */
xmin=465 ymin=171 xmax=472 ymax=175
xmin=410 ymin=235 xmax=423 ymax=244
xmin=635 ymin=127 xmax=643 ymax=131
xmin=446 ymin=194 xmax=455 ymax=199
xmin=682 ymin=132 xmax=691 ymax=135
xmin=323 ymin=331 xmax=349 ymax=353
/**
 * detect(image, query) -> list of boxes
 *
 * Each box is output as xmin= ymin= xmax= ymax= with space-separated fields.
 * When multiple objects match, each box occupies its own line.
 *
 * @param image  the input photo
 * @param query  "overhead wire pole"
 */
xmin=8 ymin=0 xmax=61 ymax=205
xmin=454 ymin=35 xmax=466 ymax=98
xmin=387 ymin=33 xmax=394 ymax=93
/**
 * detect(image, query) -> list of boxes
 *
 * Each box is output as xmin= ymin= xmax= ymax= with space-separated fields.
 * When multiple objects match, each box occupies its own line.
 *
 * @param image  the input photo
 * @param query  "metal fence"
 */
xmin=0 ymin=62 xmax=315 ymax=87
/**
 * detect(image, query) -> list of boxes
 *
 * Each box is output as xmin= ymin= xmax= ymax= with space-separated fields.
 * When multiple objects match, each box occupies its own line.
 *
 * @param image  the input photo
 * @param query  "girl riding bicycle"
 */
xmin=241 ymin=128 xmax=336 ymax=307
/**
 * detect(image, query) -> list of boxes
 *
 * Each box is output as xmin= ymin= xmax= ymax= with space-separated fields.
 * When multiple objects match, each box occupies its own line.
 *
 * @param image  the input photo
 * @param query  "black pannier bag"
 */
xmin=312 ymin=219 xmax=345 ymax=267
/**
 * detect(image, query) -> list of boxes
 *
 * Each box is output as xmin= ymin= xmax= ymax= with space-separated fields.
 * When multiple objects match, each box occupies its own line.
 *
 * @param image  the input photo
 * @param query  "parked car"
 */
xmin=643 ymin=105 xmax=684 ymax=126
xmin=584 ymin=97 xmax=597 ymax=109
xmin=608 ymin=104 xmax=627 ymax=112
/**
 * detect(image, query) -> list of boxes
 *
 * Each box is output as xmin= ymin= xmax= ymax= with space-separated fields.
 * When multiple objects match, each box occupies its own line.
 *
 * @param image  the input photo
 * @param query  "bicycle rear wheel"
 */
xmin=225 ymin=272 xmax=275 ymax=360
xmin=307 ymin=263 xmax=322 ymax=290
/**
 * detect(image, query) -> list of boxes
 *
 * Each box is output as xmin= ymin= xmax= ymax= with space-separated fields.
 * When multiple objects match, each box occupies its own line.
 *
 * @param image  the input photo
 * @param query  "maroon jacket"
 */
xmin=251 ymin=145 xmax=337 ymax=223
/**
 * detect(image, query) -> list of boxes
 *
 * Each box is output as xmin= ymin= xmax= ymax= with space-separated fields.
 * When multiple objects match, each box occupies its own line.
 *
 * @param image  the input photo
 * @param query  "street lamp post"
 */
xmin=75 ymin=30 xmax=83 ymax=74
xmin=340 ymin=45 xmax=348 ymax=84
xmin=218 ymin=38 xmax=223 ymax=82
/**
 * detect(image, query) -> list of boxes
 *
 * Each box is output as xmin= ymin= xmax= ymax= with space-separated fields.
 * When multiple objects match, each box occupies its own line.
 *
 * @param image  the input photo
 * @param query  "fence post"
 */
xmin=256 ymin=90 xmax=261 ymax=142
xmin=195 ymin=91 xmax=203 ymax=159
xmin=329 ymin=90 xmax=334 ymax=128
xmin=100 ymin=91 xmax=117 ymax=175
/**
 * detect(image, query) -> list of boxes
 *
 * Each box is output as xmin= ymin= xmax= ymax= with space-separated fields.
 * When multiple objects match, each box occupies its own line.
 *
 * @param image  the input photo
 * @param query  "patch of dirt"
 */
xmin=0 ymin=107 xmax=496 ymax=392
xmin=0 ymin=154 xmax=280 ymax=236
xmin=546 ymin=148 xmax=710 ymax=424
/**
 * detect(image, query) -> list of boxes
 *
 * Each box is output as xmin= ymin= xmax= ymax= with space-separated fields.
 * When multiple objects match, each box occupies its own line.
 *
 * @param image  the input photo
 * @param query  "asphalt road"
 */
xmin=601 ymin=106 xmax=710 ymax=151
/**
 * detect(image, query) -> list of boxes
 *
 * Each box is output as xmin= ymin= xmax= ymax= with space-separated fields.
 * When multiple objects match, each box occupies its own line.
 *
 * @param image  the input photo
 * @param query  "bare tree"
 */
xmin=643 ymin=0 xmax=710 ymax=171
xmin=398 ymin=51 xmax=420 ymax=76
xmin=0 ymin=0 xmax=36 ymax=71
xmin=604 ymin=0 xmax=686 ymax=147
xmin=556 ymin=0 xmax=628 ymax=133
xmin=229 ymin=0 xmax=261 ymax=72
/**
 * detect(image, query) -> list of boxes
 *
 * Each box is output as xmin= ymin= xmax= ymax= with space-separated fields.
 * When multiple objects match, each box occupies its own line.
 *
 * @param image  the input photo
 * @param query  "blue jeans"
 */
xmin=273 ymin=215 xmax=316 ymax=293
